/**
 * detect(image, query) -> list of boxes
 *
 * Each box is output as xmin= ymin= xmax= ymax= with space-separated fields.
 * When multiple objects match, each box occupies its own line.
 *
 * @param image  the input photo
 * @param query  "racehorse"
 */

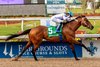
xmin=6 ymin=15 xmax=94 ymax=61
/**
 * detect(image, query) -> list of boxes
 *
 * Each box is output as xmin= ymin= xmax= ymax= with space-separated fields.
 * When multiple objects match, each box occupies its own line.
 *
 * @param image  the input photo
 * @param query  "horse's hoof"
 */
xmin=75 ymin=58 xmax=80 ymax=61
xmin=88 ymin=49 xmax=91 ymax=53
xmin=35 ymin=59 xmax=38 ymax=61
xmin=11 ymin=58 xmax=18 ymax=61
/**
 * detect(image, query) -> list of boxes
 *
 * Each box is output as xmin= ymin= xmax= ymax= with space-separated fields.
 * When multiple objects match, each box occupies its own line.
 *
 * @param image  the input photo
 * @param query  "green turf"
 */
xmin=78 ymin=20 xmax=100 ymax=34
xmin=0 ymin=23 xmax=21 ymax=35
xmin=23 ymin=20 xmax=40 ymax=30
xmin=0 ymin=20 xmax=40 ymax=36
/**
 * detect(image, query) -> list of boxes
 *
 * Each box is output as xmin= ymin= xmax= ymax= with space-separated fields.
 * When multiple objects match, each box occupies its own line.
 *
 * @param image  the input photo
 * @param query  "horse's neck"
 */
xmin=64 ymin=20 xmax=81 ymax=32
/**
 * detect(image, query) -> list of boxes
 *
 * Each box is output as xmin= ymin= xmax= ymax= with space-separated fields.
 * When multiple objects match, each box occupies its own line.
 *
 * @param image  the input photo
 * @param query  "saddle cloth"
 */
xmin=48 ymin=26 xmax=62 ymax=37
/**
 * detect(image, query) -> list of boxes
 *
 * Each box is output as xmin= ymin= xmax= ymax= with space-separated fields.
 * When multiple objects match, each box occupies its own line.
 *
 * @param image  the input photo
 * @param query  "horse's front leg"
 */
xmin=77 ymin=43 xmax=92 ymax=53
xmin=67 ymin=36 xmax=91 ymax=53
xmin=69 ymin=43 xmax=80 ymax=60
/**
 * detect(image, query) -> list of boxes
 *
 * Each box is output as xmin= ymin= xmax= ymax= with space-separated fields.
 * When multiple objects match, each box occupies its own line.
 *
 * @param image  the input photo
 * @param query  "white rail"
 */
xmin=0 ymin=16 xmax=99 ymax=21
xmin=0 ymin=34 xmax=100 ymax=40
xmin=76 ymin=34 xmax=100 ymax=38
xmin=0 ymin=35 xmax=28 ymax=40
xmin=0 ymin=17 xmax=49 ymax=21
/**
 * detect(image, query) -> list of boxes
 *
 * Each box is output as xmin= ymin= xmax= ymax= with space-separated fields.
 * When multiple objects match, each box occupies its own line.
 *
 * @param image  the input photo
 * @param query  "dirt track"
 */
xmin=0 ymin=58 xmax=100 ymax=67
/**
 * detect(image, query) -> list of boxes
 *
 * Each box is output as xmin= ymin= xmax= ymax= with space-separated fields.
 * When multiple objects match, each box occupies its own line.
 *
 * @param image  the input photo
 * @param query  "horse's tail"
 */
xmin=6 ymin=29 xmax=31 ymax=41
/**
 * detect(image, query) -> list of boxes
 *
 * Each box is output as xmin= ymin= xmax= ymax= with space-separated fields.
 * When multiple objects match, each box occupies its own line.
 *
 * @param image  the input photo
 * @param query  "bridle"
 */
xmin=75 ymin=16 xmax=88 ymax=26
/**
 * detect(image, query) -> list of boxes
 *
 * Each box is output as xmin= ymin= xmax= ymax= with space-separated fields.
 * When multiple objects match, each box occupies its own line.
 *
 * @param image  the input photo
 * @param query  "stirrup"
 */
xmin=56 ymin=29 xmax=61 ymax=33
xmin=56 ymin=27 xmax=60 ymax=32
xmin=56 ymin=23 xmax=62 ymax=33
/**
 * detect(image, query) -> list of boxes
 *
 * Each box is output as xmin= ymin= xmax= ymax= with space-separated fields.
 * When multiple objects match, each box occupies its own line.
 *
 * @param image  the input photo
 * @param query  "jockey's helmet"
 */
xmin=68 ymin=11 xmax=74 ymax=17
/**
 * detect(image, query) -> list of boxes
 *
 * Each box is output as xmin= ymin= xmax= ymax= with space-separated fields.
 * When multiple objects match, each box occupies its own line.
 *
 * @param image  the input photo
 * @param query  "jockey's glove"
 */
xmin=63 ymin=20 xmax=67 ymax=23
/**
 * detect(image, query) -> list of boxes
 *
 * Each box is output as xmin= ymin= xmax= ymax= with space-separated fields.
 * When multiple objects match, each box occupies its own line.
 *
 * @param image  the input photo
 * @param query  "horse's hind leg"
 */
xmin=69 ymin=43 xmax=80 ymax=60
xmin=11 ymin=41 xmax=31 ymax=61
xmin=31 ymin=47 xmax=38 ymax=61
xmin=31 ymin=40 xmax=42 ymax=61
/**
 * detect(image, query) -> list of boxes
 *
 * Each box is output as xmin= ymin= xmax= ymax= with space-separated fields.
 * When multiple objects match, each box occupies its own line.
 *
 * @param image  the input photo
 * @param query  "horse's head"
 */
xmin=76 ymin=15 xmax=94 ymax=30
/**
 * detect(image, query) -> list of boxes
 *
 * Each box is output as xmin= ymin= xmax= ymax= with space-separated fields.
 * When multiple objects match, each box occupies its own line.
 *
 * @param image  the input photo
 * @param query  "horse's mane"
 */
xmin=69 ymin=15 xmax=86 ymax=23
xmin=63 ymin=15 xmax=86 ymax=25
xmin=75 ymin=15 xmax=85 ymax=19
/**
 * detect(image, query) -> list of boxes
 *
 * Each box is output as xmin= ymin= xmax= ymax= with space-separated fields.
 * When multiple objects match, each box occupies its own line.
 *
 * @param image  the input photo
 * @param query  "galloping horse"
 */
xmin=6 ymin=15 xmax=94 ymax=61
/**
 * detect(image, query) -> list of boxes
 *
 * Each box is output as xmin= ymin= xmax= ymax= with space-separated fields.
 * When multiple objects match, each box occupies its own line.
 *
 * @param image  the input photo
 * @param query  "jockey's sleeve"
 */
xmin=63 ymin=15 xmax=71 ymax=22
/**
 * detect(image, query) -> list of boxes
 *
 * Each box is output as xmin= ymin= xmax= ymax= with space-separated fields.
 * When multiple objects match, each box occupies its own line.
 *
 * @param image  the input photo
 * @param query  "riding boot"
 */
xmin=56 ymin=23 xmax=62 ymax=33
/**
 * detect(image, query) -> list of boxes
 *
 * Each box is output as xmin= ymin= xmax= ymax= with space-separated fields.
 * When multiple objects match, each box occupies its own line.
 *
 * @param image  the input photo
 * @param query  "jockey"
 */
xmin=50 ymin=11 xmax=74 ymax=33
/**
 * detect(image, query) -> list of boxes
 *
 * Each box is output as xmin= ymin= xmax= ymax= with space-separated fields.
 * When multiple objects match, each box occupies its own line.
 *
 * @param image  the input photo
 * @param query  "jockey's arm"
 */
xmin=63 ymin=15 xmax=72 ymax=22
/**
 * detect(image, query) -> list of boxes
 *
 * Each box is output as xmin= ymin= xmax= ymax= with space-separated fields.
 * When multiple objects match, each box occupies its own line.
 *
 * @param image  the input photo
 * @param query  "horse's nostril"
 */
xmin=91 ymin=26 xmax=94 ymax=30
xmin=92 ymin=26 xmax=94 ymax=29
